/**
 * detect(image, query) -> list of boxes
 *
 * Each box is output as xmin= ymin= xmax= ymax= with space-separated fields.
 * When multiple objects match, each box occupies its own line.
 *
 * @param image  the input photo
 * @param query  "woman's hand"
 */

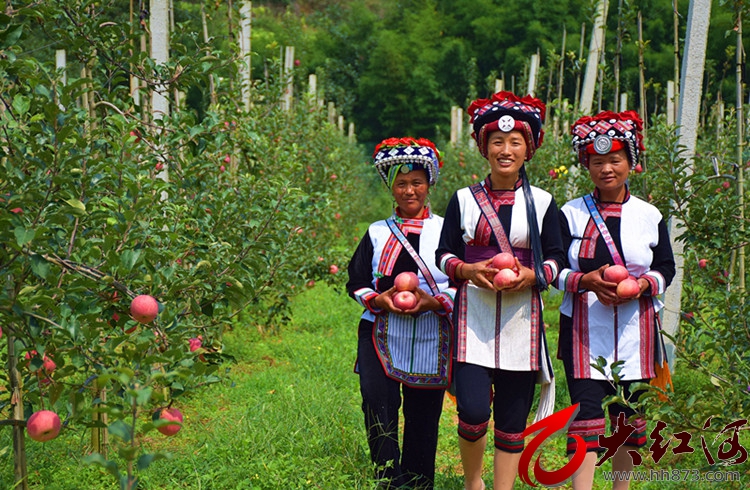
xmin=502 ymin=257 xmax=537 ymax=292
xmin=373 ymin=287 xmax=442 ymax=315
xmin=579 ymin=265 xmax=619 ymax=305
xmin=460 ymin=258 xmax=497 ymax=290
xmin=399 ymin=288 xmax=442 ymax=315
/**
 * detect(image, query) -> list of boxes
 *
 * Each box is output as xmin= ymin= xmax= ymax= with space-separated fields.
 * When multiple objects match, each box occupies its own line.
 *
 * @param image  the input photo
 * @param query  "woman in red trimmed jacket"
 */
xmin=346 ymin=137 xmax=455 ymax=489
xmin=556 ymin=111 xmax=675 ymax=490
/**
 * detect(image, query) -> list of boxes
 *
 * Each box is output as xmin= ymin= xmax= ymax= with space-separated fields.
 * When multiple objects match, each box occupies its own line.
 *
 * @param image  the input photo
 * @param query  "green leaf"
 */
xmin=120 ymin=249 xmax=141 ymax=271
xmin=64 ymin=197 xmax=87 ymax=216
xmin=14 ymin=226 xmax=35 ymax=246
xmin=83 ymin=453 xmax=121 ymax=480
xmin=107 ymin=420 xmax=133 ymax=442
xmin=136 ymin=452 xmax=170 ymax=471
xmin=30 ymin=254 xmax=50 ymax=279
xmin=135 ymin=386 xmax=153 ymax=406
xmin=12 ymin=94 xmax=30 ymax=115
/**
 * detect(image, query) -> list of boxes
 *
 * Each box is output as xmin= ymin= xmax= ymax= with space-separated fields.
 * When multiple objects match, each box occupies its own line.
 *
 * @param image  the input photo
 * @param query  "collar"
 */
xmin=592 ymin=185 xmax=631 ymax=204
xmin=394 ymin=206 xmax=431 ymax=220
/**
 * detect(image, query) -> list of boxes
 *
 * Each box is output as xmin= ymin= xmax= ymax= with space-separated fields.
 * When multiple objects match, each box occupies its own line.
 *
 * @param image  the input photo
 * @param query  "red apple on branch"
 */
xmin=130 ymin=295 xmax=159 ymax=323
xmin=27 ymin=410 xmax=61 ymax=442
xmin=155 ymin=408 xmax=183 ymax=436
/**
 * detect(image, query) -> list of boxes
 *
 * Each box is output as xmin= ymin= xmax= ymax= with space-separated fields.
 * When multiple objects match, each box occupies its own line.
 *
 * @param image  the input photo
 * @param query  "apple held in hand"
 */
xmin=603 ymin=265 xmax=630 ymax=283
xmin=616 ymin=278 xmax=640 ymax=298
xmin=491 ymin=252 xmax=515 ymax=271
xmin=130 ymin=294 xmax=159 ymax=323
xmin=393 ymin=290 xmax=418 ymax=310
xmin=27 ymin=410 xmax=61 ymax=442
xmin=155 ymin=408 xmax=183 ymax=436
xmin=493 ymin=268 xmax=518 ymax=290
xmin=394 ymin=271 xmax=419 ymax=292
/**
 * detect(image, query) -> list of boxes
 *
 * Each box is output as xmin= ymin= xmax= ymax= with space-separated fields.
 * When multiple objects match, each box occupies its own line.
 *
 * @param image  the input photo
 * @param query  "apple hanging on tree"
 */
xmin=154 ymin=407 xmax=183 ymax=436
xmin=26 ymin=410 xmax=61 ymax=442
xmin=130 ymin=294 xmax=159 ymax=323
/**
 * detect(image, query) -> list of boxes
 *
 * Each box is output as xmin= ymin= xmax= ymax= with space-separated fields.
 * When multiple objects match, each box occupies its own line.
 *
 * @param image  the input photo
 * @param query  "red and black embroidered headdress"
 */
xmin=372 ymin=137 xmax=443 ymax=188
xmin=467 ymin=91 xmax=546 ymax=161
xmin=571 ymin=110 xmax=646 ymax=168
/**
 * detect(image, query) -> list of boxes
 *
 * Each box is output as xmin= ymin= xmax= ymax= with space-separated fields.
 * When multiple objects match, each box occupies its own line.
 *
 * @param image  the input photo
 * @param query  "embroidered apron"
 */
xmin=372 ymin=218 xmax=451 ymax=388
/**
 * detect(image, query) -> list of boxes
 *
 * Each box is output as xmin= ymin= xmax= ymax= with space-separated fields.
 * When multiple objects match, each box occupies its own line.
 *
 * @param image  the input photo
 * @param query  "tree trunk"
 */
xmin=9 ymin=332 xmax=29 ymax=490
xmin=735 ymin=10 xmax=746 ymax=292
xmin=201 ymin=4 xmax=217 ymax=107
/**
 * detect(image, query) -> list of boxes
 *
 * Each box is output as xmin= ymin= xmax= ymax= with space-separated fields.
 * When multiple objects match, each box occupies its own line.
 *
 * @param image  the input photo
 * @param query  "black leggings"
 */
xmin=357 ymin=320 xmax=445 ymax=488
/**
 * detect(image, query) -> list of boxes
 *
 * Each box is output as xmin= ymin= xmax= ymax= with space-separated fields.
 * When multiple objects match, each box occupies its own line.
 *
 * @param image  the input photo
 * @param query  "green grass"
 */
xmin=1 ymin=284 xmax=748 ymax=489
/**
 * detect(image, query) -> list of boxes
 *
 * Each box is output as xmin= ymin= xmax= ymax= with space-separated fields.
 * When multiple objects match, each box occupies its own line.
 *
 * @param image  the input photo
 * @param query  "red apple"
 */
xmin=155 ymin=162 xmax=164 ymax=171
xmin=393 ymin=290 xmax=418 ymax=310
xmin=698 ymin=259 xmax=707 ymax=269
xmin=330 ymin=174 xmax=338 ymax=181
xmin=156 ymin=408 xmax=183 ymax=436
xmin=130 ymin=295 xmax=159 ymax=323
xmin=25 ymin=351 xmax=55 ymax=373
xmin=548 ymin=169 xmax=557 ymax=177
xmin=27 ymin=410 xmax=61 ymax=442
xmin=42 ymin=357 xmax=56 ymax=373
xmin=603 ymin=265 xmax=629 ymax=283
xmin=616 ymin=278 xmax=640 ymax=298
xmin=329 ymin=264 xmax=339 ymax=274
xmin=634 ymin=164 xmax=643 ymax=173
xmin=0 ymin=326 xmax=3 ymax=339
xmin=188 ymin=337 xmax=202 ymax=352
xmin=10 ymin=207 xmax=23 ymax=214
xmin=493 ymin=268 xmax=518 ymax=290
xmin=394 ymin=271 xmax=419 ymax=292
xmin=491 ymin=252 xmax=515 ymax=271
xmin=223 ymin=155 xmax=231 ymax=164
xmin=722 ymin=181 xmax=731 ymax=189
xmin=219 ymin=165 xmax=226 ymax=172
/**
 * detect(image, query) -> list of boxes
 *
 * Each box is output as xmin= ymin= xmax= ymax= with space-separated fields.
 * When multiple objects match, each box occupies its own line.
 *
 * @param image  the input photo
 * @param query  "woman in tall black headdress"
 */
xmin=436 ymin=92 xmax=565 ymax=490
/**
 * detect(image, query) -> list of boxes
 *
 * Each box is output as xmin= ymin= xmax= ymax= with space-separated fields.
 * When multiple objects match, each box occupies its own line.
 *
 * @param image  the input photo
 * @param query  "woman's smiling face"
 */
xmin=486 ymin=130 xmax=527 ymax=186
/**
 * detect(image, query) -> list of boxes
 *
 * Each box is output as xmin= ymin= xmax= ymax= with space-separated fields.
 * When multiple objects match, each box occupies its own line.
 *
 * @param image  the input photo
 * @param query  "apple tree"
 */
xmin=0 ymin=2 xmax=362 ymax=488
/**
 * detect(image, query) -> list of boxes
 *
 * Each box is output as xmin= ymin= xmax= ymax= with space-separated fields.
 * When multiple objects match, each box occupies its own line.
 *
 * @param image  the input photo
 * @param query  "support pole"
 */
xmin=580 ymin=0 xmax=609 ymax=114
xmin=664 ymin=0 xmax=712 ymax=366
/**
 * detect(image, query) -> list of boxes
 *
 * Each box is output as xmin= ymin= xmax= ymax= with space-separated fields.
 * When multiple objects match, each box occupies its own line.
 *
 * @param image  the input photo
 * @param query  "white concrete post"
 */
xmin=580 ymin=0 xmax=609 ymax=114
xmin=663 ymin=0 xmax=712 ymax=367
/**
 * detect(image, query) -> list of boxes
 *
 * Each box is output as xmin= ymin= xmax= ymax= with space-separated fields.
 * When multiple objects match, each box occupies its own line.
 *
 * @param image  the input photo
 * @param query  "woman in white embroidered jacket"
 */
xmin=435 ymin=92 xmax=565 ymax=490
xmin=556 ymin=111 xmax=675 ymax=490
xmin=346 ymin=137 xmax=455 ymax=489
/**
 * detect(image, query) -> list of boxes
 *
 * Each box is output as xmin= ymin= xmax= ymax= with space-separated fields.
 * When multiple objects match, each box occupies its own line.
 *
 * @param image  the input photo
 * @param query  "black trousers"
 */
xmin=357 ymin=319 xmax=445 ymax=489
